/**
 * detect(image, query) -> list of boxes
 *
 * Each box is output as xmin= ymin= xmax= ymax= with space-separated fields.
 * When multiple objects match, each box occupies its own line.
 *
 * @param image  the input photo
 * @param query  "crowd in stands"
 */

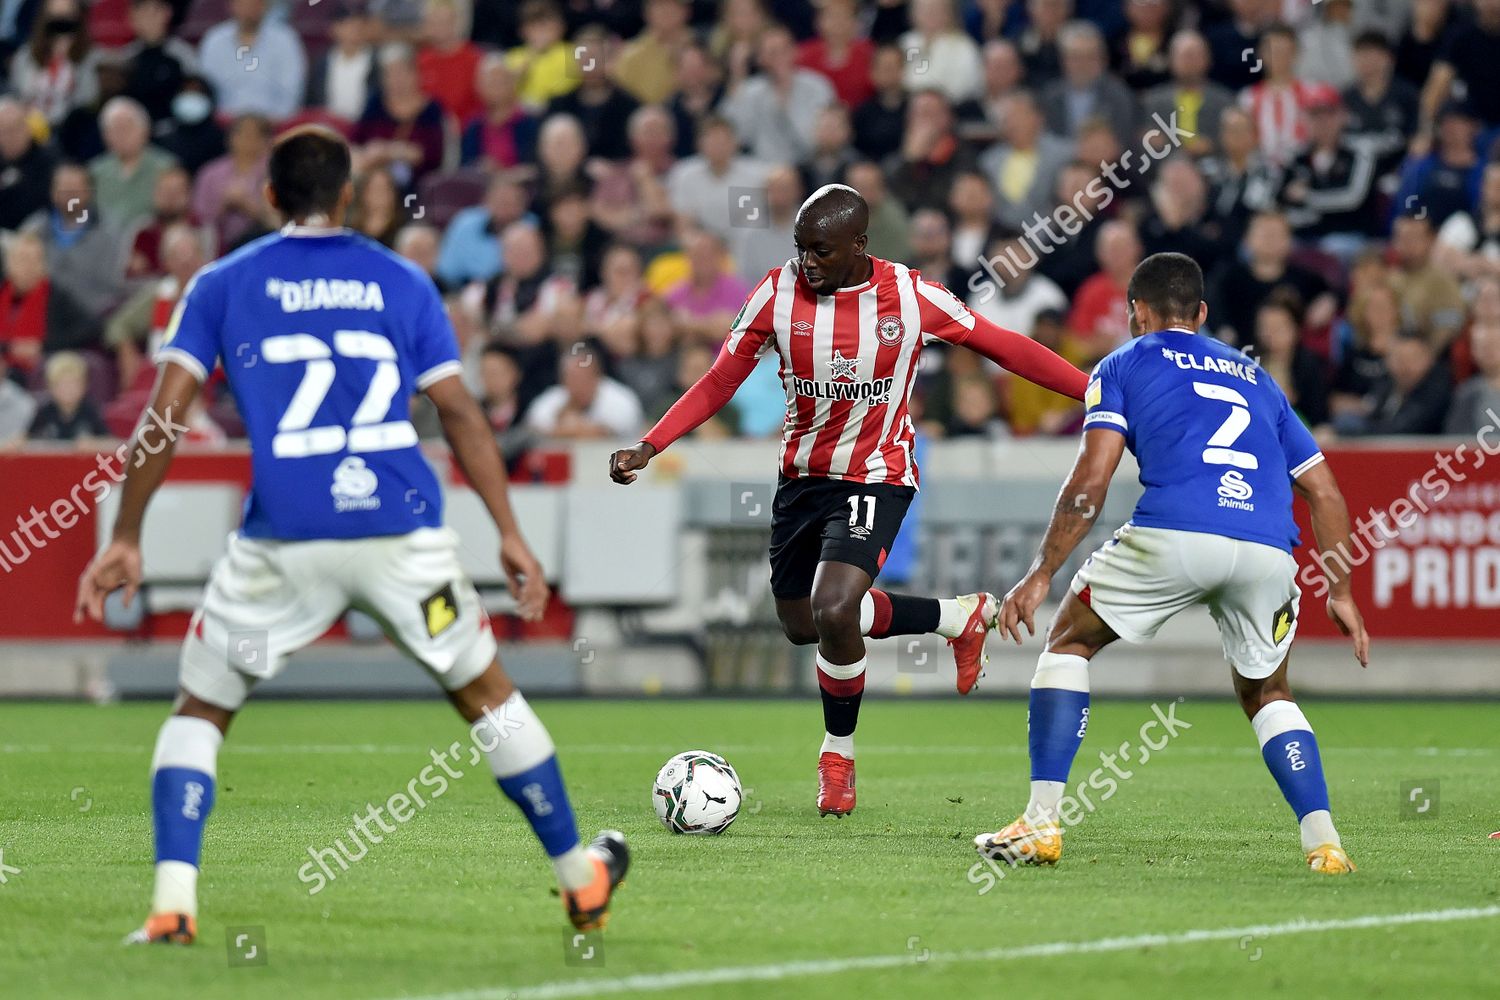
xmin=3 ymin=0 xmax=1500 ymax=457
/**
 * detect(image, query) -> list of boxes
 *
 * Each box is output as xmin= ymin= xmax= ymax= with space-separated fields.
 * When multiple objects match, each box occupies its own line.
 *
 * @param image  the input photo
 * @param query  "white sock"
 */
xmin=821 ymin=733 xmax=854 ymax=758
xmin=553 ymin=846 xmax=595 ymax=890
xmin=151 ymin=860 xmax=200 ymax=917
xmin=935 ymin=598 xmax=968 ymax=638
xmin=1299 ymin=809 xmax=1340 ymax=853
xmin=1025 ymin=782 xmax=1066 ymax=827
xmin=148 ymin=716 xmax=223 ymax=917
xmin=473 ymin=690 xmax=556 ymax=779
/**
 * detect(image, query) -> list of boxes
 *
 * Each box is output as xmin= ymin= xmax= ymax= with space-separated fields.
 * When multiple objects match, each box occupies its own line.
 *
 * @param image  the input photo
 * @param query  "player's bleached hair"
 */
xmin=1127 ymin=252 xmax=1204 ymax=327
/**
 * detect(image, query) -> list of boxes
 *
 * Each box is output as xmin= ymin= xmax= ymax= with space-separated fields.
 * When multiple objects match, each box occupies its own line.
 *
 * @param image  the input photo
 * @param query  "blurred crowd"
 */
xmin=3 ymin=0 xmax=1500 ymax=458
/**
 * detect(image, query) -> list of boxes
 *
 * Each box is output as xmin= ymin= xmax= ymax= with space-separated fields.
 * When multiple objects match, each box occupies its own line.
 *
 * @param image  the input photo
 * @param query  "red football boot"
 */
xmin=948 ymin=593 xmax=999 ymax=695
xmin=817 ymin=752 xmax=856 ymax=817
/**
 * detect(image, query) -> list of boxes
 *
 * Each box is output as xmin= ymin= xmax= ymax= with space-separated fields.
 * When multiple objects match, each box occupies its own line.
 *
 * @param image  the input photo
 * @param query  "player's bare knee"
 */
xmin=172 ymin=691 xmax=235 ymax=736
xmin=810 ymin=590 xmax=861 ymax=641
xmin=449 ymin=661 xmax=516 ymax=724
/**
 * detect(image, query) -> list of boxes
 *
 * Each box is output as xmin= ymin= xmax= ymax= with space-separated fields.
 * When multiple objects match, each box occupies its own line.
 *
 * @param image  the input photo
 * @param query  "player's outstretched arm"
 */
xmin=75 ymin=361 xmax=200 ymax=623
xmin=608 ymin=345 xmax=759 ymax=484
xmin=956 ymin=314 xmax=1090 ymax=401
xmin=997 ymin=429 xmax=1125 ymax=644
xmin=1293 ymin=462 xmax=1370 ymax=668
xmin=426 ymin=374 xmax=549 ymax=621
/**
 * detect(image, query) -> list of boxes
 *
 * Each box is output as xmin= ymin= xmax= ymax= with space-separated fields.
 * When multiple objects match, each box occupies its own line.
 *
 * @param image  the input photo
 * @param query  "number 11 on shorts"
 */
xmin=847 ymin=495 xmax=875 ymax=533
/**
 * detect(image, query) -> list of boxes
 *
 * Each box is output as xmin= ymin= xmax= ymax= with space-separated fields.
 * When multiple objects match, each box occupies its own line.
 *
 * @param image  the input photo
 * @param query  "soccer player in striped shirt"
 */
xmin=610 ymin=185 xmax=1088 ymax=817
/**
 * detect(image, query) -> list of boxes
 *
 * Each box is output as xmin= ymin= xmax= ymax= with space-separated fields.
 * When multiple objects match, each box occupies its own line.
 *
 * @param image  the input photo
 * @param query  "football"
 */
xmin=652 ymin=750 xmax=743 ymax=835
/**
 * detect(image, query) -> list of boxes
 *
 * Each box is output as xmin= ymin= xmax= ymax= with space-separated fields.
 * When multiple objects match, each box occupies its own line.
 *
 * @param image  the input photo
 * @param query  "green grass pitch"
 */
xmin=1 ymin=698 xmax=1497 ymax=999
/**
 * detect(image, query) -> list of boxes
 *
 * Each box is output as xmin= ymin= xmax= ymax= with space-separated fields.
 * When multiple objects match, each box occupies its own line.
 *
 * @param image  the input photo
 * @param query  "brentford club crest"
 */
xmin=877 ymin=315 xmax=905 ymax=346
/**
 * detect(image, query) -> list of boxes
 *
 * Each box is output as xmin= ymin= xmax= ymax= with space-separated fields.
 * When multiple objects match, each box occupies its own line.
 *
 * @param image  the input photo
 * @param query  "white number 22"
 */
xmin=1192 ymin=381 xmax=1258 ymax=470
xmin=262 ymin=331 xmax=416 ymax=458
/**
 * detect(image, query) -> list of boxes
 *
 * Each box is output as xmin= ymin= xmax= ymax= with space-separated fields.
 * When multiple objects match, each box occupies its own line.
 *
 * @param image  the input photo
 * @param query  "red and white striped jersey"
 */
xmin=724 ymin=256 xmax=981 ymax=488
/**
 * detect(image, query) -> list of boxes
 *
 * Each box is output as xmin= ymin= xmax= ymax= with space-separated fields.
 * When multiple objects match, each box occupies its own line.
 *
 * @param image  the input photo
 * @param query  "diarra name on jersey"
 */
xmin=265 ymin=277 xmax=386 ymax=313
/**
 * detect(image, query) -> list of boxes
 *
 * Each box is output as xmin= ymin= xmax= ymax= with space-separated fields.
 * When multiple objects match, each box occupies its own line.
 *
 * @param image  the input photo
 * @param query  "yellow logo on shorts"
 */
xmin=422 ymin=584 xmax=459 ymax=638
xmin=1272 ymin=600 xmax=1295 ymax=643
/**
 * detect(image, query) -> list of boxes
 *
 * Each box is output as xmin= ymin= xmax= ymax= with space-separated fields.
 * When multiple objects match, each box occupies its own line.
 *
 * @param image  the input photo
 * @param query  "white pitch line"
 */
xmin=386 ymin=905 xmax=1500 ymax=1000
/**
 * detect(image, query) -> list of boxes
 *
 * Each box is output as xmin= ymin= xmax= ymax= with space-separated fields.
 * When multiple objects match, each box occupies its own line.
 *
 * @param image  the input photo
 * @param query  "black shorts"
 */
xmin=767 ymin=475 xmax=915 ymax=599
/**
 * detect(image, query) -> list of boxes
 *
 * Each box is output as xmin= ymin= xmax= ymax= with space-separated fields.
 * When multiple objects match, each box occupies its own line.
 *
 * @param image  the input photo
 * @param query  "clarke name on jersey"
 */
xmin=266 ymin=277 xmax=386 ymax=313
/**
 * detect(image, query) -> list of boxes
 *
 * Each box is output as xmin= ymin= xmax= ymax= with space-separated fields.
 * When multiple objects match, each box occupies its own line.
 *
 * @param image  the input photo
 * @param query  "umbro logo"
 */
xmin=792 ymin=321 xmax=813 ymax=336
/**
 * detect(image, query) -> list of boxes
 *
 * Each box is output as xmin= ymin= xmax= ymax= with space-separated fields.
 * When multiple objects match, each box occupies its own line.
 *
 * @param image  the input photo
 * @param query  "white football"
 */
xmin=652 ymin=750 xmax=743 ymax=834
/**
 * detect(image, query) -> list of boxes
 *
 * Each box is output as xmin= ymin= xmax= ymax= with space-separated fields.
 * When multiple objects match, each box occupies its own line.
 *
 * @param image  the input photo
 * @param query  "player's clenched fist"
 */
xmin=608 ymin=442 xmax=656 ymax=484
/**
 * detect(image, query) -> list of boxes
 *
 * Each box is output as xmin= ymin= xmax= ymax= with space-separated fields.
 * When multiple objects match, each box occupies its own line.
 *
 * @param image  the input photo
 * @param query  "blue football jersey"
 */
xmin=160 ymin=228 xmax=461 ymax=540
xmin=1083 ymin=330 xmax=1323 ymax=553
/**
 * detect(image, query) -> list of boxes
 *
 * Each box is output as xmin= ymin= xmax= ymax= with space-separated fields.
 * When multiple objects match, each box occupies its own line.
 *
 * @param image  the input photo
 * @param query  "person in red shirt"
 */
xmin=0 ymin=230 xmax=100 ymax=374
xmin=610 ymin=185 xmax=1087 ymax=818
xmin=797 ymin=0 xmax=874 ymax=108
xmin=416 ymin=0 xmax=483 ymax=125
xmin=1067 ymin=219 xmax=1143 ymax=364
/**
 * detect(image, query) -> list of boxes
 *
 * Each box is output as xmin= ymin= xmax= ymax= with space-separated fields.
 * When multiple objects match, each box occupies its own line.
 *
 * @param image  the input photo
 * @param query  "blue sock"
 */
xmin=496 ymin=756 xmax=580 ymax=858
xmin=1029 ymin=686 xmax=1090 ymax=783
xmin=1253 ymin=701 xmax=1330 ymax=820
xmin=152 ymin=766 xmax=216 ymax=864
xmin=1260 ymin=730 xmax=1330 ymax=819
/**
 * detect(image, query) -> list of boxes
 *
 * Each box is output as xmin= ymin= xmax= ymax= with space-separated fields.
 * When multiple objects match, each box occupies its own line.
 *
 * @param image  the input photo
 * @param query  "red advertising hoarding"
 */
xmin=1293 ymin=445 xmax=1500 ymax=639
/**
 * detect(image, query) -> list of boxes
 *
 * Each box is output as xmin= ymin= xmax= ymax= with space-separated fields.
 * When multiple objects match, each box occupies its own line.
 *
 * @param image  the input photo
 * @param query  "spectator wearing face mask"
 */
xmin=8 ymin=0 xmax=100 ymax=127
xmin=156 ymin=76 xmax=227 ymax=175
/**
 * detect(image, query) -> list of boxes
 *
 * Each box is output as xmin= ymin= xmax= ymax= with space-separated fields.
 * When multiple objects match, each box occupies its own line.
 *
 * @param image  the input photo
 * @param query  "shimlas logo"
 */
xmin=266 ymin=277 xmax=385 ymax=313
xmin=331 ymin=456 xmax=381 ymax=512
xmin=1217 ymin=469 xmax=1254 ymax=511
xmin=792 ymin=376 xmax=894 ymax=403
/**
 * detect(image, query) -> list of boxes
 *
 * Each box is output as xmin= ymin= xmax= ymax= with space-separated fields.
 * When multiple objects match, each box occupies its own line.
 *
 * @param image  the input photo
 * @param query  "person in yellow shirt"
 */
xmin=613 ymin=0 xmax=694 ymax=105
xmin=1005 ymin=309 xmax=1089 ymax=435
xmin=505 ymin=0 xmax=580 ymax=110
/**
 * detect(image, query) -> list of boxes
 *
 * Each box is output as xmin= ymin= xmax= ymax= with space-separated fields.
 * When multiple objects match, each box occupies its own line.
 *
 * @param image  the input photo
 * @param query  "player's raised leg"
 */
xmin=446 ymin=661 xmax=629 ymax=928
xmin=976 ymin=589 xmax=1117 ymax=865
xmin=124 ymin=695 xmax=232 ymax=944
xmin=859 ymin=588 xmax=999 ymax=694
xmin=1234 ymin=660 xmax=1353 ymax=873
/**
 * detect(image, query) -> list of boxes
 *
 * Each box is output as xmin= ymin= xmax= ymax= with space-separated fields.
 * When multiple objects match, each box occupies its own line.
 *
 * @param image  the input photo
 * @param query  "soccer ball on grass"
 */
xmin=652 ymin=750 xmax=743 ymax=834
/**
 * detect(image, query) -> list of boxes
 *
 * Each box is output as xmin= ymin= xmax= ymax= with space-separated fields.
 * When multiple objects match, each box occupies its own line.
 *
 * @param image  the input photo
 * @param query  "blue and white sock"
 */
xmin=1252 ymin=700 xmax=1339 ymax=852
xmin=149 ymin=715 xmax=223 ymax=916
xmin=1025 ymin=652 xmax=1091 ymax=826
xmin=474 ymin=690 xmax=593 ymax=890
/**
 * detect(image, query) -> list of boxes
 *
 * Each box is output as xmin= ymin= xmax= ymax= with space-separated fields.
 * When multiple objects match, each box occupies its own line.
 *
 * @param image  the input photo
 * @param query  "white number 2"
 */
xmin=1192 ymin=382 xmax=1258 ymax=470
xmin=847 ymin=495 xmax=876 ymax=531
xmin=263 ymin=331 xmax=415 ymax=458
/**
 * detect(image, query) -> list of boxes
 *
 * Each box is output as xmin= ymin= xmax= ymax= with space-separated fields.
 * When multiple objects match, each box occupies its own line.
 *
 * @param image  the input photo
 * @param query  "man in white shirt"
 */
xmin=525 ymin=341 xmax=644 ymax=439
xmin=666 ymin=115 xmax=774 ymax=238
xmin=720 ymin=25 xmax=836 ymax=166
xmin=198 ymin=0 xmax=307 ymax=120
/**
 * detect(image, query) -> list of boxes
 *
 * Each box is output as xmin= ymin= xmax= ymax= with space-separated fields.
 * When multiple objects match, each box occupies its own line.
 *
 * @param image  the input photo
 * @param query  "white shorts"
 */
xmin=1069 ymin=523 xmax=1301 ymax=679
xmin=180 ymin=527 xmax=497 ymax=710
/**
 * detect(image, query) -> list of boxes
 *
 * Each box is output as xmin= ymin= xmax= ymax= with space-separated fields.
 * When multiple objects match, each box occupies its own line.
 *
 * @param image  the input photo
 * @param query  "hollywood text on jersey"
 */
xmin=791 ymin=375 xmax=895 ymax=403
